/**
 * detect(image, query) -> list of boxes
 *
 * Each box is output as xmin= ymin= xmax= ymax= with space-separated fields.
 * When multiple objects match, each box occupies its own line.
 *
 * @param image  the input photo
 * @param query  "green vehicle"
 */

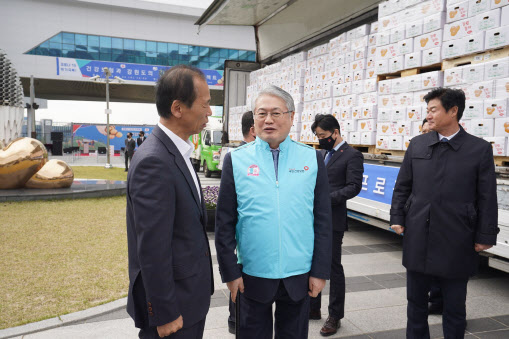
xmin=190 ymin=116 xmax=223 ymax=177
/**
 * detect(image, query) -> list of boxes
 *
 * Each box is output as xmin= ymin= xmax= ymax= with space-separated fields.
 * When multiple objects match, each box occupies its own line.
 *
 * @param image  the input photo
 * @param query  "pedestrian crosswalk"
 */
xmin=197 ymin=171 xmax=221 ymax=187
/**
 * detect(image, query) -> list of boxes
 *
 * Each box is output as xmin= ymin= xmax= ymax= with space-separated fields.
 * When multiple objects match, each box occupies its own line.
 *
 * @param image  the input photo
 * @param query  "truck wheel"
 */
xmin=204 ymin=160 xmax=212 ymax=178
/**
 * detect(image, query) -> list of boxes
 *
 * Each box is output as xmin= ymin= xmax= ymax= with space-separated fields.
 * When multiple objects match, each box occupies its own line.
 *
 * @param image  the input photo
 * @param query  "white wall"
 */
xmin=0 ymin=0 xmax=256 ymax=82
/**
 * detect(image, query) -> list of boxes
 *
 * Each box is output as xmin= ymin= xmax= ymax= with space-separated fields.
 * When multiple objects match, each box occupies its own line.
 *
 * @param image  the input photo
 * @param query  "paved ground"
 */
xmin=10 ymin=220 xmax=509 ymax=339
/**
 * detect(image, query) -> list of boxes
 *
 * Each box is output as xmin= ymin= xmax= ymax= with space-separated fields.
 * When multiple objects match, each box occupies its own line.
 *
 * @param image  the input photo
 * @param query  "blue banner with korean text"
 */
xmin=56 ymin=57 xmax=224 ymax=86
xmin=357 ymin=164 xmax=400 ymax=205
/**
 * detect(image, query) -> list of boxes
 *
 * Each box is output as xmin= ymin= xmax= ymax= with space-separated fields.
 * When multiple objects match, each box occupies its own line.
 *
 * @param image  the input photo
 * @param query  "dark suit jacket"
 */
xmin=215 ymin=148 xmax=332 ymax=303
xmin=390 ymin=126 xmax=499 ymax=279
xmin=322 ymin=142 xmax=364 ymax=232
xmin=137 ymin=136 xmax=146 ymax=147
xmin=125 ymin=138 xmax=135 ymax=157
xmin=126 ymin=125 xmax=214 ymax=329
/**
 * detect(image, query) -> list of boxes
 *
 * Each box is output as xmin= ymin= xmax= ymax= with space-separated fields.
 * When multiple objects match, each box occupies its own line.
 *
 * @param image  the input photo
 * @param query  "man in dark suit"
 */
xmin=126 ymin=65 xmax=214 ymax=339
xmin=239 ymin=110 xmax=255 ymax=146
xmin=227 ymin=109 xmax=256 ymax=334
xmin=124 ymin=133 xmax=136 ymax=172
xmin=390 ymin=87 xmax=499 ymax=338
xmin=310 ymin=114 xmax=364 ymax=336
xmin=216 ymin=86 xmax=332 ymax=339
xmin=137 ymin=131 xmax=146 ymax=147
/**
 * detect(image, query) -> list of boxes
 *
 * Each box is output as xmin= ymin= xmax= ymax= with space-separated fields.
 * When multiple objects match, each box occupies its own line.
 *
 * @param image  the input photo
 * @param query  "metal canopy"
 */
xmin=196 ymin=0 xmax=293 ymax=26
xmin=20 ymin=78 xmax=224 ymax=106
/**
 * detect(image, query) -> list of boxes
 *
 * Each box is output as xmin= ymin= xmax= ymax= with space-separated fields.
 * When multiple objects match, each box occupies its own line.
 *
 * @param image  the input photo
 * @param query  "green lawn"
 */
xmin=0 ymin=166 xmax=129 ymax=329
xmin=71 ymin=166 xmax=128 ymax=181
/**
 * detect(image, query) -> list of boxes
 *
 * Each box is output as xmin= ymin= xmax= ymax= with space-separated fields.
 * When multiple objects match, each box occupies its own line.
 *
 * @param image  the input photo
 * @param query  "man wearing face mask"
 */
xmin=310 ymin=114 xmax=364 ymax=336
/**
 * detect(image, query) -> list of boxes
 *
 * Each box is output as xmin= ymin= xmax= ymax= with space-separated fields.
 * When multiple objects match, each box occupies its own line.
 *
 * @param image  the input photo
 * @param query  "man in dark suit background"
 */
xmin=137 ymin=131 xmax=146 ymax=147
xmin=227 ymin=109 xmax=256 ymax=334
xmin=390 ymin=88 xmax=498 ymax=338
xmin=126 ymin=65 xmax=214 ymax=339
xmin=124 ymin=132 xmax=136 ymax=172
xmin=310 ymin=114 xmax=364 ymax=336
xmin=239 ymin=110 xmax=255 ymax=146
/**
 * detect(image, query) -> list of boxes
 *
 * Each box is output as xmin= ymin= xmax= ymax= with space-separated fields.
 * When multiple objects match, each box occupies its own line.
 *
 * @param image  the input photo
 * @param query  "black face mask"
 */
xmin=319 ymin=134 xmax=336 ymax=151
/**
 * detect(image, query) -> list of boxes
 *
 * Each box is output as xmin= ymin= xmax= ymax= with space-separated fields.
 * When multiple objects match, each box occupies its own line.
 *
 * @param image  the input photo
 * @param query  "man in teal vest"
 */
xmin=215 ymin=86 xmax=333 ymax=338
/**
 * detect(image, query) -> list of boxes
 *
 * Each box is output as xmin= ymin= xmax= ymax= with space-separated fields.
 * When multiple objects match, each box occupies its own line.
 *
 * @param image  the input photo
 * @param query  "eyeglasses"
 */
xmin=253 ymin=111 xmax=291 ymax=120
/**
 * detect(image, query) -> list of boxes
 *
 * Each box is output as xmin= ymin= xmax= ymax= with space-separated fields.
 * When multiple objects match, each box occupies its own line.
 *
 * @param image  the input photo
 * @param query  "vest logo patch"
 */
xmin=247 ymin=164 xmax=260 ymax=176
xmin=289 ymin=166 xmax=309 ymax=174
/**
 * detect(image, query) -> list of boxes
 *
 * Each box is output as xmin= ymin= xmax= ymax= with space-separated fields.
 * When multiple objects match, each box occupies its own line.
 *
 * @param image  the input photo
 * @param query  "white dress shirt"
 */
xmin=157 ymin=122 xmax=201 ymax=200
xmin=438 ymin=127 xmax=460 ymax=141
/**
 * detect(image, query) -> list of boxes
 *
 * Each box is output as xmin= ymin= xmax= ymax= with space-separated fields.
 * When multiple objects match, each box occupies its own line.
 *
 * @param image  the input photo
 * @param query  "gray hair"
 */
xmin=252 ymin=85 xmax=295 ymax=113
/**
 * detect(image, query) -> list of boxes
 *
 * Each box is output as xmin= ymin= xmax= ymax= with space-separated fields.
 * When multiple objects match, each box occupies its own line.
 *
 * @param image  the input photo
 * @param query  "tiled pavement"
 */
xmin=14 ymin=220 xmax=509 ymax=338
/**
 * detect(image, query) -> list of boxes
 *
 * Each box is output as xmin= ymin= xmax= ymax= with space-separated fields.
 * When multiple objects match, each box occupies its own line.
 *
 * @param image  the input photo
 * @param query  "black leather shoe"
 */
xmin=228 ymin=321 xmax=235 ymax=334
xmin=428 ymin=302 xmax=443 ymax=315
xmin=309 ymin=309 xmax=322 ymax=320
xmin=320 ymin=316 xmax=341 ymax=336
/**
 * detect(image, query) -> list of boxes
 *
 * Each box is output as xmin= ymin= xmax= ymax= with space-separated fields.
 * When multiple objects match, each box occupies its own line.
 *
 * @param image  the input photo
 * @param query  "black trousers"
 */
xmin=125 ymin=153 xmax=133 ymax=170
xmin=310 ymin=231 xmax=345 ymax=319
xmin=239 ymin=280 xmax=309 ymax=339
xmin=228 ymin=292 xmax=235 ymax=326
xmin=138 ymin=318 xmax=206 ymax=339
xmin=429 ymin=278 xmax=443 ymax=307
xmin=407 ymin=270 xmax=468 ymax=339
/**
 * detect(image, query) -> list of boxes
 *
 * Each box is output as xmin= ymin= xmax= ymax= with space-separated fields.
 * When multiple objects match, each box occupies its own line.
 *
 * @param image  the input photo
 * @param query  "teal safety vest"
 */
xmin=231 ymin=136 xmax=318 ymax=279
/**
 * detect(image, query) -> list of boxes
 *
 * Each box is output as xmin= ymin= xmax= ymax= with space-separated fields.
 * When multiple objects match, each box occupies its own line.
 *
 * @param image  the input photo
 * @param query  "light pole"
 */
xmin=90 ymin=67 xmax=124 ymax=169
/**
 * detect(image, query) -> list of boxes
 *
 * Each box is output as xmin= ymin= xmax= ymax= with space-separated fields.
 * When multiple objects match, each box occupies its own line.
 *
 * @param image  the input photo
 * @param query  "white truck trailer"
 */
xmin=197 ymin=0 xmax=509 ymax=273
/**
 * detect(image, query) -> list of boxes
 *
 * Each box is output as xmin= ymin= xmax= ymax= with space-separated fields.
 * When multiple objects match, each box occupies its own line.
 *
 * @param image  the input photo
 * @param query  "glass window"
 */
xmin=112 ymin=38 xmax=123 ymax=50
xmin=100 ymin=53 xmax=112 ymax=61
xmin=200 ymin=46 xmax=210 ymax=57
xmin=40 ymin=41 xmax=50 ymax=48
xmin=146 ymin=57 xmax=157 ymax=65
xmin=146 ymin=51 xmax=157 ymax=58
xmin=189 ymin=46 xmax=199 ymax=56
xmin=100 ymin=36 xmax=111 ymax=48
xmin=135 ymin=40 xmax=145 ymax=51
xmin=89 ymin=52 xmax=99 ymax=60
xmin=50 ymin=42 xmax=62 ymax=50
xmin=179 ymin=54 xmax=190 ymax=62
xmin=49 ymin=33 xmax=62 ymax=44
xmin=238 ymin=50 xmax=248 ymax=60
xmin=63 ymin=44 xmax=74 ymax=51
xmin=209 ymin=48 xmax=220 ymax=58
xmin=219 ymin=49 xmax=228 ymax=58
xmin=229 ymin=49 xmax=239 ymax=59
xmin=88 ymin=35 xmax=99 ymax=47
xmin=75 ymin=34 xmax=87 ymax=46
xmin=124 ymin=39 xmax=134 ymax=50
xmin=88 ymin=44 xmax=99 ymax=53
xmin=179 ymin=44 xmax=189 ymax=55
xmin=62 ymin=32 xmax=74 ymax=45
xmin=247 ymin=51 xmax=256 ymax=61
xmin=157 ymin=42 xmax=168 ymax=54
xmin=146 ymin=41 xmax=157 ymax=53
xmin=198 ymin=61 xmax=209 ymax=69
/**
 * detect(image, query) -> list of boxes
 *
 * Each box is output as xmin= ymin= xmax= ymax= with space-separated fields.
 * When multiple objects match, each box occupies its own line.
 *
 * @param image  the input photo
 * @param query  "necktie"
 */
xmin=271 ymin=149 xmax=280 ymax=181
xmin=441 ymin=137 xmax=449 ymax=143
xmin=324 ymin=149 xmax=335 ymax=165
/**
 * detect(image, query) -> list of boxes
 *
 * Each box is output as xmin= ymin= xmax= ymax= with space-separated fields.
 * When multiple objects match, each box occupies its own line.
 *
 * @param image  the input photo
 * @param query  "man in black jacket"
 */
xmin=310 ymin=114 xmax=364 ymax=336
xmin=137 ymin=131 xmax=146 ymax=147
xmin=124 ymin=133 xmax=136 ymax=172
xmin=390 ymin=87 xmax=499 ymax=338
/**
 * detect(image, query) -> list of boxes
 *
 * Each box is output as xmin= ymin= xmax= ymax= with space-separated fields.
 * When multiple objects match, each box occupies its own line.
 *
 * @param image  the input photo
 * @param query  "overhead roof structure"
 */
xmin=196 ymin=0 xmax=380 ymax=63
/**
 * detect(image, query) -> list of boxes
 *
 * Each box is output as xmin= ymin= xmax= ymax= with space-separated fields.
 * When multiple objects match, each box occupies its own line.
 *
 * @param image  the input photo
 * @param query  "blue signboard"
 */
xmin=73 ymin=124 xmax=155 ymax=151
xmin=357 ymin=164 xmax=400 ymax=205
xmin=57 ymin=57 xmax=224 ymax=86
